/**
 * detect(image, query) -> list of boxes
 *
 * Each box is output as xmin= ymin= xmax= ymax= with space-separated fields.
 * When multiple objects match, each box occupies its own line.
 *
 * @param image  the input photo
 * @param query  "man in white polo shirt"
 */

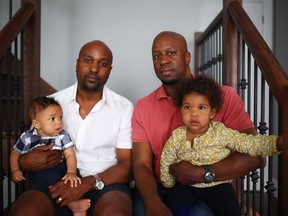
xmin=10 ymin=40 xmax=133 ymax=216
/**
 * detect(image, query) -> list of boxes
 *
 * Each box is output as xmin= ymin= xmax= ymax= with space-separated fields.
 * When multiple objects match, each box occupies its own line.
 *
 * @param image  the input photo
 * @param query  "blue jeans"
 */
xmin=132 ymin=184 xmax=214 ymax=216
xmin=188 ymin=201 xmax=215 ymax=216
xmin=166 ymin=183 xmax=239 ymax=216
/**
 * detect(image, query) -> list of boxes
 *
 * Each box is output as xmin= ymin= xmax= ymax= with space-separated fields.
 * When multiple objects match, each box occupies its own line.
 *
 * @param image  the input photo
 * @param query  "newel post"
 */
xmin=222 ymin=0 xmax=242 ymax=89
xmin=21 ymin=0 xmax=41 ymax=123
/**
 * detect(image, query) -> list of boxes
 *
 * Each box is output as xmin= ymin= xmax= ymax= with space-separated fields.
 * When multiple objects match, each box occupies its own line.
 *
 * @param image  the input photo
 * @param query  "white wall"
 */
xmin=0 ymin=0 xmax=273 ymax=104
xmin=40 ymin=0 xmax=271 ymax=104
xmin=41 ymin=0 xmax=209 ymax=104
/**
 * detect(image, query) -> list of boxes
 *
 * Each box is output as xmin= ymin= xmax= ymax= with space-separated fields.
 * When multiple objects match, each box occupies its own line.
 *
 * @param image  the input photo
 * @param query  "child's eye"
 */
xmin=199 ymin=106 xmax=206 ymax=110
xmin=49 ymin=117 xmax=55 ymax=121
xmin=183 ymin=105 xmax=190 ymax=110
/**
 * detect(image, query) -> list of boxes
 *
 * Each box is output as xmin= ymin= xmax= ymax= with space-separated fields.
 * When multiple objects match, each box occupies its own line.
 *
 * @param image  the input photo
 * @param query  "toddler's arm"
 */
xmin=63 ymin=147 xmax=81 ymax=187
xmin=276 ymin=135 xmax=283 ymax=152
xmin=62 ymin=172 xmax=81 ymax=187
xmin=10 ymin=150 xmax=25 ymax=182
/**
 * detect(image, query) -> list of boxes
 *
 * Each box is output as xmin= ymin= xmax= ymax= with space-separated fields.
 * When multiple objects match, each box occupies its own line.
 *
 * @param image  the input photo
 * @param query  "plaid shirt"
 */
xmin=13 ymin=128 xmax=74 ymax=154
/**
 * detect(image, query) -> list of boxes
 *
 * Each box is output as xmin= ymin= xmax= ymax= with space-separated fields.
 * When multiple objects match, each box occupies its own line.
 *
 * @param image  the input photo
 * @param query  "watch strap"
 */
xmin=203 ymin=164 xmax=212 ymax=173
xmin=203 ymin=164 xmax=215 ymax=183
xmin=93 ymin=174 xmax=104 ymax=190
xmin=93 ymin=174 xmax=102 ymax=181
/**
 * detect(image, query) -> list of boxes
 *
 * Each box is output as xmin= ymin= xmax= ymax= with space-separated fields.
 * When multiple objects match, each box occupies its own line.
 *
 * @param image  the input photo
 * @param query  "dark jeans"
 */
xmin=28 ymin=160 xmax=76 ymax=194
xmin=132 ymin=183 xmax=215 ymax=216
xmin=166 ymin=183 xmax=240 ymax=216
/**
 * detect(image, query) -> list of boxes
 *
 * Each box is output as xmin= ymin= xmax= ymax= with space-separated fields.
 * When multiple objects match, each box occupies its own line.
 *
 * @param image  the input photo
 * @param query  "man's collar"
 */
xmin=101 ymin=86 xmax=109 ymax=106
xmin=156 ymin=84 xmax=169 ymax=100
xmin=72 ymin=83 xmax=109 ymax=107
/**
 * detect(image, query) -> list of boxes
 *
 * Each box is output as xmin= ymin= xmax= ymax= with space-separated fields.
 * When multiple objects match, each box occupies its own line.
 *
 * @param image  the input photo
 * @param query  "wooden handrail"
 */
xmin=194 ymin=1 xmax=288 ymax=213
xmin=194 ymin=11 xmax=223 ymax=75
xmin=195 ymin=10 xmax=223 ymax=44
xmin=0 ymin=2 xmax=34 ymax=57
xmin=228 ymin=1 xmax=288 ymax=214
xmin=228 ymin=1 xmax=288 ymax=106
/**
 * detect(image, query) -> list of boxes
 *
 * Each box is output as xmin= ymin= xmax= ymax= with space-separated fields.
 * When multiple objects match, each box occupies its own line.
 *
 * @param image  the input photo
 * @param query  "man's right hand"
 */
xmin=21 ymin=143 xmax=63 ymax=171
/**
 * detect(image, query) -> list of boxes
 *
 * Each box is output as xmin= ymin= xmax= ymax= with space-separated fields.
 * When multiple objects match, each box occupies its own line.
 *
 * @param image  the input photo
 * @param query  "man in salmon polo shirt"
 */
xmin=132 ymin=31 xmax=264 ymax=216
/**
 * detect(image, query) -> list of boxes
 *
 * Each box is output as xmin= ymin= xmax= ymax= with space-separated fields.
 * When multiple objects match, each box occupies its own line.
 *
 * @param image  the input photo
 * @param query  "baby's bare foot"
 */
xmin=67 ymin=199 xmax=91 ymax=216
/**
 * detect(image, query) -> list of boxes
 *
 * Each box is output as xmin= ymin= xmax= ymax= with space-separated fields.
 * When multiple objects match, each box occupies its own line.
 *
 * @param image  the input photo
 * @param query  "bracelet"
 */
xmin=18 ymin=154 xmax=25 ymax=171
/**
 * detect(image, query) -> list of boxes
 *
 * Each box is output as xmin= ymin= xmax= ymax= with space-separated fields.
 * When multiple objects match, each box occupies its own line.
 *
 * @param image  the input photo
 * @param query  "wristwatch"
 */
xmin=93 ymin=174 xmax=105 ymax=190
xmin=203 ymin=165 xmax=215 ymax=183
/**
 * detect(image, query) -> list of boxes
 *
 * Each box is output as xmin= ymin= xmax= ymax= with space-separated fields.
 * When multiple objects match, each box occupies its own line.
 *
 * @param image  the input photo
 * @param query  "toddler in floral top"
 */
xmin=160 ymin=75 xmax=283 ymax=216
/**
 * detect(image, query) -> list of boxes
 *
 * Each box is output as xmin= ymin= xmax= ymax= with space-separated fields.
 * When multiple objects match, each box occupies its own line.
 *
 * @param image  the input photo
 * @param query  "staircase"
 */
xmin=0 ymin=0 xmax=55 ymax=214
xmin=194 ymin=0 xmax=288 ymax=215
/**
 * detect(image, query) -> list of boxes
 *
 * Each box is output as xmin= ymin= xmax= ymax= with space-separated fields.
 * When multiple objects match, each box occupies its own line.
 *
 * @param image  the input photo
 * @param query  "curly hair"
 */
xmin=29 ymin=96 xmax=60 ymax=120
xmin=176 ymin=75 xmax=223 ymax=112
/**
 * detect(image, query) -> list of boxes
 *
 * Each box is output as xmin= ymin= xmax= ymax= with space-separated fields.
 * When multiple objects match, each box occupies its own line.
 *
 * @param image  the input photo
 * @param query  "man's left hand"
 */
xmin=49 ymin=176 xmax=91 ymax=207
xmin=169 ymin=161 xmax=203 ymax=185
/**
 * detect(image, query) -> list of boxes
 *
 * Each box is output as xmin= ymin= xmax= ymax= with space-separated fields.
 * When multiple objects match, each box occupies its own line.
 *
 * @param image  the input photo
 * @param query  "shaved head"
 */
xmin=152 ymin=31 xmax=188 ymax=52
xmin=78 ymin=40 xmax=113 ymax=64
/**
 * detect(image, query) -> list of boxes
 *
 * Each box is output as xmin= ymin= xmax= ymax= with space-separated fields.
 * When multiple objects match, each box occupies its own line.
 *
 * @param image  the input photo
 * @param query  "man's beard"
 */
xmin=161 ymin=79 xmax=178 ymax=85
xmin=80 ymin=79 xmax=103 ymax=92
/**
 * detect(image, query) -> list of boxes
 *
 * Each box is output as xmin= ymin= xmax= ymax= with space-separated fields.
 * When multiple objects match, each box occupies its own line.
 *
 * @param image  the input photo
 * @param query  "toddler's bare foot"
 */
xmin=67 ymin=199 xmax=91 ymax=216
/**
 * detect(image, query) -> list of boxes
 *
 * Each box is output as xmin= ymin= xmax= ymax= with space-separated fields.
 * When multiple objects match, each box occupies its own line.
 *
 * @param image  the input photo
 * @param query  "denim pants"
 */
xmin=132 ymin=183 xmax=215 ymax=216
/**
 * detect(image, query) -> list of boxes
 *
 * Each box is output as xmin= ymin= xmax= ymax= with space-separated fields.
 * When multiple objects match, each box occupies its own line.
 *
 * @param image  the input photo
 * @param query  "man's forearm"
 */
xmin=98 ymin=162 xmax=132 ymax=185
xmin=97 ymin=149 xmax=132 ymax=185
xmin=134 ymin=166 xmax=159 ymax=204
xmin=211 ymin=152 xmax=265 ymax=181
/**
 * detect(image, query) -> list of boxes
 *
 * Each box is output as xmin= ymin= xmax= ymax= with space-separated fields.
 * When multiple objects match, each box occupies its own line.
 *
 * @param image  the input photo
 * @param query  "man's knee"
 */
xmin=188 ymin=201 xmax=215 ymax=216
xmin=10 ymin=190 xmax=54 ymax=216
xmin=93 ymin=191 xmax=132 ymax=216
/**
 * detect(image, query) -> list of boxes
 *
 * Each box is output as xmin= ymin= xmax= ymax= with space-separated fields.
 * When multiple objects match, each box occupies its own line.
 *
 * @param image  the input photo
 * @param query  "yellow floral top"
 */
xmin=160 ymin=121 xmax=279 ymax=188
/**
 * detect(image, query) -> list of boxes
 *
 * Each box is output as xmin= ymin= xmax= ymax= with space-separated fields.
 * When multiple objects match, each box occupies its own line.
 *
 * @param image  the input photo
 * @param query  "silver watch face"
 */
xmin=204 ymin=172 xmax=215 ymax=183
xmin=96 ymin=180 xmax=104 ymax=190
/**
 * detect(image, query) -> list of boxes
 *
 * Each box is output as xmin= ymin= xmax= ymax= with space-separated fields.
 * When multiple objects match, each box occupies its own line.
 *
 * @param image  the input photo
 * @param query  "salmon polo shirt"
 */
xmin=132 ymin=84 xmax=254 ymax=182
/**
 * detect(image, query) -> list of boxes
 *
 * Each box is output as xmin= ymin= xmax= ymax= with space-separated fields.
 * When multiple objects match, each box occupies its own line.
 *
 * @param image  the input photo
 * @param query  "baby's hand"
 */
xmin=12 ymin=169 xmax=25 ymax=182
xmin=62 ymin=172 xmax=81 ymax=187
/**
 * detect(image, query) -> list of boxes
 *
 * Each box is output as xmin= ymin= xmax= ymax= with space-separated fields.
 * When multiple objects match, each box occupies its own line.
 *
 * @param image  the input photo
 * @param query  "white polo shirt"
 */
xmin=51 ymin=83 xmax=133 ymax=177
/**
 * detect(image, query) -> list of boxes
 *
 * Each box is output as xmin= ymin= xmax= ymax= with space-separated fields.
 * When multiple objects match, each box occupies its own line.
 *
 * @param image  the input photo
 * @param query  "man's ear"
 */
xmin=32 ymin=119 xmax=40 ymax=129
xmin=185 ymin=51 xmax=191 ymax=66
xmin=75 ymin=59 xmax=79 ymax=74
